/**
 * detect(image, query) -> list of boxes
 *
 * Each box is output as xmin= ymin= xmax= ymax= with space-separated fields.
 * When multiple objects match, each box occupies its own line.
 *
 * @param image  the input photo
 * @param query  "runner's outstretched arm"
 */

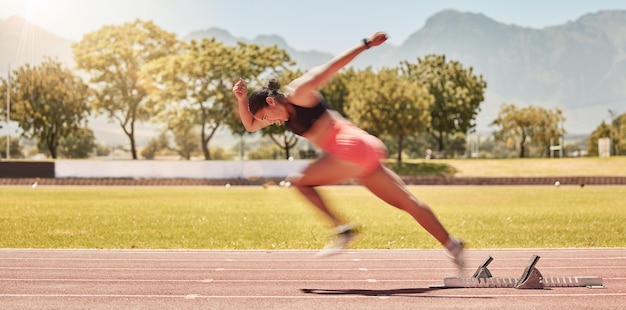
xmin=287 ymin=32 xmax=388 ymax=106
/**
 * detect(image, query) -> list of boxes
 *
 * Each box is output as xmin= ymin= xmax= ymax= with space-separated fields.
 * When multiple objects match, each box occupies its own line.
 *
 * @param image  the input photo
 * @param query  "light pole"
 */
xmin=5 ymin=63 xmax=9 ymax=159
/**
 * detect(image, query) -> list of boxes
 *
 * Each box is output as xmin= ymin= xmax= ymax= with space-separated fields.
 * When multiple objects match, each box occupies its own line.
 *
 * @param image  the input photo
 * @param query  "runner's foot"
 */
xmin=446 ymin=238 xmax=466 ymax=270
xmin=315 ymin=224 xmax=357 ymax=258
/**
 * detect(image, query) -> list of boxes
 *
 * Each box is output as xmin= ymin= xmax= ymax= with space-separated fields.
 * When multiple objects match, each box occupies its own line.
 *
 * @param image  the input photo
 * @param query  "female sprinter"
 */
xmin=232 ymin=31 xmax=464 ymax=267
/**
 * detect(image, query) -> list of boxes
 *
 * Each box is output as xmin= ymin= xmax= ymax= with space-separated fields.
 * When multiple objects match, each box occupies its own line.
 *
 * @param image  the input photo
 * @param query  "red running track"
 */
xmin=0 ymin=248 xmax=624 ymax=309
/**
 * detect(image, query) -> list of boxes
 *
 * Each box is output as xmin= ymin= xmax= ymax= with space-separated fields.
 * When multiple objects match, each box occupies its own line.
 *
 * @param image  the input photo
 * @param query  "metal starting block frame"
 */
xmin=432 ymin=255 xmax=604 ymax=289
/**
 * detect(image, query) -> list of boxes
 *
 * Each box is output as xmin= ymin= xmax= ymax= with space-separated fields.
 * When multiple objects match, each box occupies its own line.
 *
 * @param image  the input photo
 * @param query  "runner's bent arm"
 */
xmin=232 ymin=78 xmax=269 ymax=132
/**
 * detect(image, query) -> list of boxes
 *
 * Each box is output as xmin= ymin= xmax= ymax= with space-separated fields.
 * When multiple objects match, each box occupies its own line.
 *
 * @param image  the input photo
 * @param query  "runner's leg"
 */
xmin=287 ymin=154 xmax=362 ymax=226
xmin=359 ymin=165 xmax=451 ymax=245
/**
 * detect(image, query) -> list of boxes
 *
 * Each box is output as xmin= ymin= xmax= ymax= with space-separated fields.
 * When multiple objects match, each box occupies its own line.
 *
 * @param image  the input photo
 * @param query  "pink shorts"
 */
xmin=317 ymin=120 xmax=388 ymax=177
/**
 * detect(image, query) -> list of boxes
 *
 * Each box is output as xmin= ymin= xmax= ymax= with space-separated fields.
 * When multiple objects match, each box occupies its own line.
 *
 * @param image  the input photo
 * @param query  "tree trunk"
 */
xmin=284 ymin=135 xmax=291 ymax=159
xmin=202 ymin=144 xmax=211 ymax=160
xmin=201 ymin=127 xmax=211 ymax=160
xmin=396 ymin=134 xmax=404 ymax=166
xmin=48 ymin=138 xmax=57 ymax=159
xmin=437 ymin=131 xmax=445 ymax=153
xmin=127 ymin=121 xmax=138 ymax=160
xmin=129 ymin=137 xmax=137 ymax=159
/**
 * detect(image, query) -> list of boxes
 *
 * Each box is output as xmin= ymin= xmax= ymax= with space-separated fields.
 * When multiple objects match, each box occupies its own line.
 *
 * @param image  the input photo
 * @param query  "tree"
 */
xmin=491 ymin=103 xmax=565 ymax=158
xmin=320 ymin=68 xmax=357 ymax=117
xmin=247 ymin=139 xmax=284 ymax=160
xmin=610 ymin=112 xmax=625 ymax=156
xmin=587 ymin=121 xmax=613 ymax=156
xmin=261 ymin=124 xmax=299 ymax=159
xmin=617 ymin=113 xmax=626 ymax=155
xmin=345 ymin=67 xmax=433 ymax=165
xmin=402 ymin=54 xmax=487 ymax=154
xmin=165 ymin=110 xmax=201 ymax=160
xmin=143 ymin=38 xmax=230 ymax=160
xmin=0 ymin=59 xmax=91 ymax=158
xmin=144 ymin=39 xmax=292 ymax=159
xmin=58 ymin=126 xmax=96 ymax=158
xmin=72 ymin=19 xmax=180 ymax=159
xmin=141 ymin=132 xmax=169 ymax=160
xmin=141 ymin=119 xmax=200 ymax=160
xmin=0 ymin=136 xmax=23 ymax=159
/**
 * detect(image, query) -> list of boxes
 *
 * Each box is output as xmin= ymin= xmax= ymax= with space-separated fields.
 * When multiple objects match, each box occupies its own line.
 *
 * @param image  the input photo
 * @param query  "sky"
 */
xmin=1 ymin=0 xmax=626 ymax=55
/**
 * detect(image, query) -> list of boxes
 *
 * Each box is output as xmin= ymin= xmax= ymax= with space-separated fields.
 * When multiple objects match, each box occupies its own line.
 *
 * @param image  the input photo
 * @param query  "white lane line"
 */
xmin=2 ymin=278 xmax=624 ymax=283
xmin=0 ymin=257 xmax=624 ymax=263
xmin=0 ymin=294 xmax=382 ymax=299
xmin=1 ymin=248 xmax=624 ymax=252
xmin=0 ymin=293 xmax=624 ymax=299
xmin=0 ymin=278 xmax=435 ymax=284
xmin=0 ymin=267 xmax=457 ymax=271
xmin=0 ymin=266 xmax=624 ymax=271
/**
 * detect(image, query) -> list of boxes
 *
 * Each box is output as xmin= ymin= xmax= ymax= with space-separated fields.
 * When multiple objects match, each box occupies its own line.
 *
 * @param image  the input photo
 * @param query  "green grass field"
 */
xmin=1 ymin=185 xmax=624 ymax=249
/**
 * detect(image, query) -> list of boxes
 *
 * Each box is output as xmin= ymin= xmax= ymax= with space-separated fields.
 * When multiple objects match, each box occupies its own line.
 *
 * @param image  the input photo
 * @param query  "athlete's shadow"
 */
xmin=301 ymin=287 xmax=436 ymax=297
xmin=301 ymin=287 xmax=490 ymax=299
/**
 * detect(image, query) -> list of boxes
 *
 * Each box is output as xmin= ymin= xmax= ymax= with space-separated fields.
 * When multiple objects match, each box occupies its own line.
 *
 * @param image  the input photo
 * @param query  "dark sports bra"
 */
xmin=284 ymin=98 xmax=329 ymax=136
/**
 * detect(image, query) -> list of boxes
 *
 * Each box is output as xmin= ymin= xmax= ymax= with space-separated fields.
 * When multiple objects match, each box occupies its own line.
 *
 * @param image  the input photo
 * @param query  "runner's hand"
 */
xmin=232 ymin=78 xmax=248 ymax=100
xmin=366 ymin=32 xmax=388 ymax=48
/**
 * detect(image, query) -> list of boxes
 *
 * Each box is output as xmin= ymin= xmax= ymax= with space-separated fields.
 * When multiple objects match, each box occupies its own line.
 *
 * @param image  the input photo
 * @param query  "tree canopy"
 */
xmin=0 ymin=58 xmax=91 ymax=158
xmin=144 ymin=39 xmax=292 ymax=160
xmin=72 ymin=19 xmax=180 ymax=159
xmin=491 ymin=103 xmax=565 ymax=158
xmin=347 ymin=67 xmax=433 ymax=164
xmin=402 ymin=54 xmax=487 ymax=154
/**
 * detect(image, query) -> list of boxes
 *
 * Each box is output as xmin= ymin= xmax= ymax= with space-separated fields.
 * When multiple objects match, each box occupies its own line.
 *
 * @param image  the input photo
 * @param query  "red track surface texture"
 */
xmin=0 ymin=248 xmax=624 ymax=309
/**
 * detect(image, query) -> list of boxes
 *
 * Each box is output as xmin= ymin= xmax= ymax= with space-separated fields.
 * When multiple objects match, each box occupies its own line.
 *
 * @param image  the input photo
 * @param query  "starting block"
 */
xmin=431 ymin=255 xmax=604 ymax=289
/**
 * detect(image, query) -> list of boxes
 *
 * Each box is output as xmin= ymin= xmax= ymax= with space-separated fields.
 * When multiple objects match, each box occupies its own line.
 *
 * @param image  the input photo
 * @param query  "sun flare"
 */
xmin=22 ymin=0 xmax=65 ymax=23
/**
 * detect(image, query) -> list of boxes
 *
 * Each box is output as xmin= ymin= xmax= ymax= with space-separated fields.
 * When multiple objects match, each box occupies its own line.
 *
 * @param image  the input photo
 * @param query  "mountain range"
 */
xmin=1 ymin=10 xmax=625 ymax=148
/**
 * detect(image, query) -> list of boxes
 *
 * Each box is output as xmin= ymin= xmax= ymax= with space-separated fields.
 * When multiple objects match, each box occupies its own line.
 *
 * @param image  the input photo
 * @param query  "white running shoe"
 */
xmin=447 ymin=240 xmax=466 ymax=270
xmin=315 ymin=224 xmax=357 ymax=258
